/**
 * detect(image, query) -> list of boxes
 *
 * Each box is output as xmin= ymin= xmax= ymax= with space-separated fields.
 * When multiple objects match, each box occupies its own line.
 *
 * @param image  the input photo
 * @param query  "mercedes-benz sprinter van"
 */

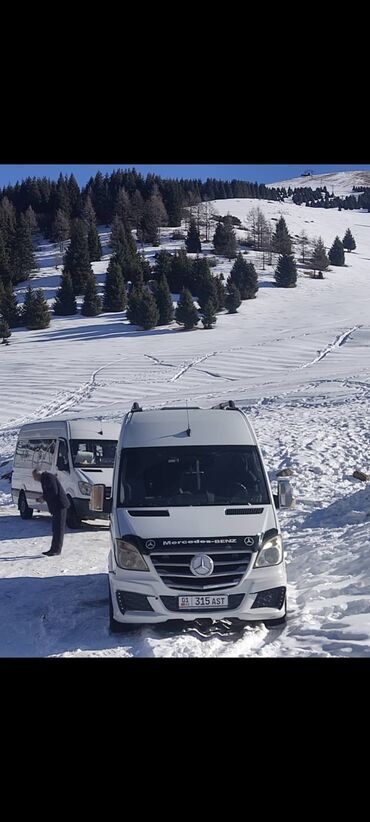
xmin=90 ymin=402 xmax=292 ymax=629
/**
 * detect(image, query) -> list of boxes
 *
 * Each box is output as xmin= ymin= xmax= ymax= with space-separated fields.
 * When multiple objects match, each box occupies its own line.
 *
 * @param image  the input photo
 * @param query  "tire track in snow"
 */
xmin=170 ymin=353 xmax=218 ymax=382
xmin=300 ymin=325 xmax=360 ymax=369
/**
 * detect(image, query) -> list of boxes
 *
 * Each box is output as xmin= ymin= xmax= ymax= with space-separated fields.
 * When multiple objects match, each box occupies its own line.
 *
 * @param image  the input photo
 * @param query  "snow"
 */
xmin=2 ymin=185 xmax=370 ymax=656
xmin=268 ymin=170 xmax=370 ymax=197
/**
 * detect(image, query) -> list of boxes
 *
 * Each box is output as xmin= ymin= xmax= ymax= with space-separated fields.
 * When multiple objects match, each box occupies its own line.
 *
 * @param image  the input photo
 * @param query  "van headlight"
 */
xmin=254 ymin=534 xmax=283 ymax=567
xmin=78 ymin=481 xmax=91 ymax=496
xmin=115 ymin=539 xmax=149 ymax=571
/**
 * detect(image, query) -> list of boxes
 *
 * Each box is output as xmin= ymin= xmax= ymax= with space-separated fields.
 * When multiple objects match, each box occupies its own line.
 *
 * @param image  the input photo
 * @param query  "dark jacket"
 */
xmin=40 ymin=472 xmax=70 ymax=515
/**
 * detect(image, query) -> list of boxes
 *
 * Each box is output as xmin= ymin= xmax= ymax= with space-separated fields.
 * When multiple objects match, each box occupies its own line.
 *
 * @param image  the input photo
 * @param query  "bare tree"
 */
xmin=298 ymin=230 xmax=309 ymax=263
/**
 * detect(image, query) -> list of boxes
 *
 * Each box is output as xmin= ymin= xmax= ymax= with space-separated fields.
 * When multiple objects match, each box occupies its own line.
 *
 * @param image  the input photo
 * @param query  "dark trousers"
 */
xmin=51 ymin=508 xmax=67 ymax=553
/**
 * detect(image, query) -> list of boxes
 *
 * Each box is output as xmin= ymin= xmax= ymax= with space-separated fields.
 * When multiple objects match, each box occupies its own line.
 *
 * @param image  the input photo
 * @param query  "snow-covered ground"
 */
xmin=2 ymin=189 xmax=370 ymax=657
xmin=269 ymin=169 xmax=370 ymax=197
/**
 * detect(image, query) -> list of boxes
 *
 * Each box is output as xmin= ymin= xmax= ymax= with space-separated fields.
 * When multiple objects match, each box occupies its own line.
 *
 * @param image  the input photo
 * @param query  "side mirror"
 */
xmin=90 ymin=484 xmax=105 ymax=512
xmin=277 ymin=478 xmax=294 ymax=509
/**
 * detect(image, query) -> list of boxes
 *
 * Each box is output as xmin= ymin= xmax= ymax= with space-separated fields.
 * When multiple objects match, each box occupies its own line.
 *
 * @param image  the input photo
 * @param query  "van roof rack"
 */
xmin=212 ymin=400 xmax=236 ymax=410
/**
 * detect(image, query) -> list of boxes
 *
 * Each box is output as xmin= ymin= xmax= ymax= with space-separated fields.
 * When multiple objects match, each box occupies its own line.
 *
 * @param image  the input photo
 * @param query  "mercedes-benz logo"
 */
xmin=244 ymin=537 xmax=255 ymax=546
xmin=145 ymin=539 xmax=156 ymax=550
xmin=190 ymin=553 xmax=214 ymax=577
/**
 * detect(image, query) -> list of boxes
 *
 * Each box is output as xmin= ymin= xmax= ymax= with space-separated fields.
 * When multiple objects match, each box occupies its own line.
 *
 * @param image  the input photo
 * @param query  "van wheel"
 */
xmin=108 ymin=583 xmax=126 ymax=633
xmin=19 ymin=491 xmax=33 ymax=519
xmin=66 ymin=498 xmax=81 ymax=529
xmin=264 ymin=597 xmax=287 ymax=628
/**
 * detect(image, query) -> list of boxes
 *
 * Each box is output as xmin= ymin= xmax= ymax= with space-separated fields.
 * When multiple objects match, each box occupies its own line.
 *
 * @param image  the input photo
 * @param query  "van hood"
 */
xmin=76 ymin=467 xmax=113 ymax=488
xmin=115 ymin=505 xmax=276 ymax=543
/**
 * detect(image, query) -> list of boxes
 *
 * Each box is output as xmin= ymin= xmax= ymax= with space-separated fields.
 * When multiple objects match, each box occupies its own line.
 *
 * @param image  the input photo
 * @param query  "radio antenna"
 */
xmin=186 ymin=400 xmax=191 ymax=437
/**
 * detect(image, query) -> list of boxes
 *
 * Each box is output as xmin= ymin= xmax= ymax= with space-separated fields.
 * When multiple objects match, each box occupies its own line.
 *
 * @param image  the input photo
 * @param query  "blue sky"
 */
xmin=1 ymin=164 xmax=370 ymax=189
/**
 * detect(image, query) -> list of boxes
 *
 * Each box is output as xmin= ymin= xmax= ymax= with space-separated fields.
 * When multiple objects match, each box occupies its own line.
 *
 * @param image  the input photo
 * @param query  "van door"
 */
xmin=56 ymin=438 xmax=70 ymax=474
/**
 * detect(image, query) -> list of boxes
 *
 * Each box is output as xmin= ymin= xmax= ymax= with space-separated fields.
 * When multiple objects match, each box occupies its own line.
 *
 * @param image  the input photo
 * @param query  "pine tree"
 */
xmin=55 ymin=174 xmax=71 ymax=216
xmin=168 ymin=249 xmax=193 ymax=292
xmin=175 ymin=288 xmax=199 ymax=329
xmin=0 ymin=228 xmax=12 ymax=284
xmin=137 ymin=201 xmax=160 ymax=246
xmin=88 ymin=224 xmax=102 ymax=261
xmin=127 ymin=276 xmax=145 ymax=325
xmin=155 ymin=275 xmax=174 ymax=325
xmin=0 ymin=277 xmax=4 ymax=310
xmin=51 ymin=209 xmax=70 ymax=247
xmin=82 ymin=195 xmax=98 ymax=232
xmin=68 ymin=174 xmax=83 ymax=218
xmin=274 ymin=255 xmax=297 ymax=288
xmin=229 ymin=253 xmax=258 ymax=300
xmin=213 ymin=219 xmax=237 ymax=258
xmin=0 ymin=317 xmax=11 ymax=343
xmin=214 ymin=275 xmax=226 ymax=311
xmin=24 ymin=205 xmax=38 ymax=234
xmin=103 ymin=258 xmax=126 ymax=312
xmin=154 ymin=250 xmax=173 ymax=283
xmin=0 ymin=197 xmax=17 ymax=251
xmin=12 ymin=214 xmax=36 ymax=283
xmin=1 ymin=284 xmax=19 ymax=327
xmin=185 ymin=219 xmax=201 ymax=253
xmin=342 ymin=228 xmax=356 ymax=252
xmin=21 ymin=285 xmax=35 ymax=327
xmin=23 ymin=287 xmax=50 ymax=329
xmin=63 ymin=219 xmax=92 ymax=295
xmin=225 ymin=283 xmax=241 ymax=313
xmin=81 ymin=273 xmax=102 ymax=316
xmin=53 ymin=272 xmax=77 ymax=316
xmin=328 ymin=236 xmax=345 ymax=266
xmin=136 ymin=290 xmax=160 ymax=330
xmin=114 ymin=188 xmax=130 ymax=223
xmin=201 ymin=299 xmax=217 ymax=329
xmin=311 ymin=237 xmax=329 ymax=271
xmin=110 ymin=216 xmax=137 ymax=260
xmin=130 ymin=190 xmax=145 ymax=230
xmin=272 ymin=216 xmax=292 ymax=255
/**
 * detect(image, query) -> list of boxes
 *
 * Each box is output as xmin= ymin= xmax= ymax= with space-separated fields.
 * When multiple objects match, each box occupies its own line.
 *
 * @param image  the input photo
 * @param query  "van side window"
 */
xmin=15 ymin=438 xmax=56 ymax=467
xmin=14 ymin=439 xmax=29 ymax=466
xmin=57 ymin=439 xmax=69 ymax=470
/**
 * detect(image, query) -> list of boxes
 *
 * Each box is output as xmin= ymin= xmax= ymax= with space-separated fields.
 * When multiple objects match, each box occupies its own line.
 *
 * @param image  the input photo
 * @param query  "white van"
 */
xmin=12 ymin=417 xmax=120 ymax=528
xmin=91 ymin=402 xmax=292 ymax=630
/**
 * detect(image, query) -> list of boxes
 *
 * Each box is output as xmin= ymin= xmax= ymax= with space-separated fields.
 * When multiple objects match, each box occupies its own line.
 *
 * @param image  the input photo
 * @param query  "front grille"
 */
xmin=150 ymin=547 xmax=253 ymax=590
xmin=116 ymin=591 xmax=154 ymax=614
xmin=161 ymin=594 xmax=245 ymax=612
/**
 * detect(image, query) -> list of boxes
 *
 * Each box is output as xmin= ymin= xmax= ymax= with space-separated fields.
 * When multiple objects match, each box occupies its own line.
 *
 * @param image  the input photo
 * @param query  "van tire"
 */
xmin=19 ymin=491 xmax=33 ymax=519
xmin=108 ymin=583 xmax=126 ymax=633
xmin=66 ymin=498 xmax=81 ymax=529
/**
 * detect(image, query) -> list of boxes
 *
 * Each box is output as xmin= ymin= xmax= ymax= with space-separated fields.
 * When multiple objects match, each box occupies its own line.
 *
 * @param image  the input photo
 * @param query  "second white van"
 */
xmin=12 ymin=417 xmax=120 ymax=527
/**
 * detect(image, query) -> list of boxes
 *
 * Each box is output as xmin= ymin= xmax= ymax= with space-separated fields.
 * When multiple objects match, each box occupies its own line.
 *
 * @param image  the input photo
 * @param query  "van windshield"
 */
xmin=118 ymin=445 xmax=270 ymax=507
xmin=70 ymin=440 xmax=117 ymax=468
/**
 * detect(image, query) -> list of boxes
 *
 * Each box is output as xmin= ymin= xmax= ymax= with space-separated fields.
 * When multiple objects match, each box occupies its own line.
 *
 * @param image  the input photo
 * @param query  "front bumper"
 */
xmin=108 ymin=562 xmax=287 ymax=624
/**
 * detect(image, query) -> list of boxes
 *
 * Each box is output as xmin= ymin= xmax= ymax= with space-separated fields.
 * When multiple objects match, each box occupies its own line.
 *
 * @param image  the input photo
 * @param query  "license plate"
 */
xmin=178 ymin=595 xmax=228 ymax=609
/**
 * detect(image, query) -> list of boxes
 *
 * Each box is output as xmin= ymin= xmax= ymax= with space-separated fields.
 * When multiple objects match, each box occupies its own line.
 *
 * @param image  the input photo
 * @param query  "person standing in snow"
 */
xmin=32 ymin=468 xmax=70 ymax=556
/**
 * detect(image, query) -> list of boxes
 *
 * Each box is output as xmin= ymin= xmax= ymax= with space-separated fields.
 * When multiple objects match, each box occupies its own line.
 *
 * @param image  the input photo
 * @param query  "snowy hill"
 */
xmin=2 ymin=196 xmax=370 ymax=657
xmin=269 ymin=170 xmax=370 ymax=197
